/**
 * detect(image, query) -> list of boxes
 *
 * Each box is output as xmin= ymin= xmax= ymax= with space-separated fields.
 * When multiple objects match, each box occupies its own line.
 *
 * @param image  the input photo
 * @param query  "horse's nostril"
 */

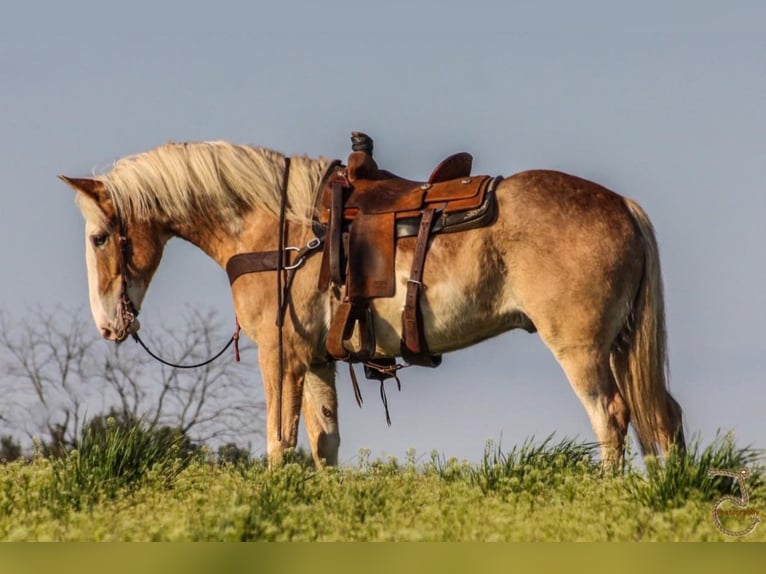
xmin=101 ymin=327 xmax=113 ymax=339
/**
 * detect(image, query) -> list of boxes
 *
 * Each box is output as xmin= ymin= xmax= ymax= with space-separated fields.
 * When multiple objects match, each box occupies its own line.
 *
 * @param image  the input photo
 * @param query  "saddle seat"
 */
xmin=320 ymin=151 xmax=491 ymax=221
xmin=315 ymin=146 xmax=501 ymax=374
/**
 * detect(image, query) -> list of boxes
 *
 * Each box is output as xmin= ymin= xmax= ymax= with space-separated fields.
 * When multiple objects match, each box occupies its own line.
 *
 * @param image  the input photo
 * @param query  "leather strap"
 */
xmin=326 ymin=301 xmax=352 ymax=360
xmin=329 ymin=180 xmax=345 ymax=286
xmin=226 ymin=238 xmax=324 ymax=286
xmin=226 ymin=251 xmax=281 ymax=284
xmin=401 ymin=207 xmax=442 ymax=367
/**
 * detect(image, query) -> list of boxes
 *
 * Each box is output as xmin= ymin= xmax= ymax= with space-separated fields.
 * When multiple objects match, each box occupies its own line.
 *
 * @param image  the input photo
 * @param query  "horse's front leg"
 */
xmin=258 ymin=345 xmax=305 ymax=467
xmin=301 ymin=361 xmax=340 ymax=466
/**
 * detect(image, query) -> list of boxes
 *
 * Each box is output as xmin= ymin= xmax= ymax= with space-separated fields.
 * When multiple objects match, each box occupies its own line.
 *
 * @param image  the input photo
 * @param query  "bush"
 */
xmin=217 ymin=442 xmax=251 ymax=466
xmin=0 ymin=435 xmax=22 ymax=463
xmin=45 ymin=414 xmax=200 ymax=511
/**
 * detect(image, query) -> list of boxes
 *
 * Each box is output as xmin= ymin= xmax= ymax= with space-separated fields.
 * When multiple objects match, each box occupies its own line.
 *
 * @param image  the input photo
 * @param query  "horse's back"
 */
xmin=499 ymin=170 xmax=636 ymax=230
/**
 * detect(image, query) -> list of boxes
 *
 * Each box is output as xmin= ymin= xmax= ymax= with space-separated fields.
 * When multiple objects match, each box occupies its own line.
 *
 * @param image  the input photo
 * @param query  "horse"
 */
xmin=60 ymin=139 xmax=685 ymax=468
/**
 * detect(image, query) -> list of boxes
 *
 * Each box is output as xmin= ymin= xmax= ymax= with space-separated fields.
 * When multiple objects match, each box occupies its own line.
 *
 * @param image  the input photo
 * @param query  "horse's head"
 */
xmin=60 ymin=176 xmax=168 ymax=342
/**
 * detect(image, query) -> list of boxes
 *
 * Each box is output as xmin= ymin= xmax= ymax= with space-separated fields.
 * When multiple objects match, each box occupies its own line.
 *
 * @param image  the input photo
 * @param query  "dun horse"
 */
xmin=60 ymin=139 xmax=685 ymax=468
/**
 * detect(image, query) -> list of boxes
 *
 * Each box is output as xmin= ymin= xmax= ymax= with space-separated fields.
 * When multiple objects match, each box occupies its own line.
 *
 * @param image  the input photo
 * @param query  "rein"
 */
xmin=131 ymin=330 xmax=238 ymax=369
xmin=115 ymin=219 xmax=242 ymax=370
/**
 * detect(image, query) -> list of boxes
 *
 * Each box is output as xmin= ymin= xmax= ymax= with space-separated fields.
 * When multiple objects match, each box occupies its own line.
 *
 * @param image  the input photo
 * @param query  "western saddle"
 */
xmin=226 ymin=132 xmax=501 ymax=388
xmin=314 ymin=133 xmax=501 ymax=381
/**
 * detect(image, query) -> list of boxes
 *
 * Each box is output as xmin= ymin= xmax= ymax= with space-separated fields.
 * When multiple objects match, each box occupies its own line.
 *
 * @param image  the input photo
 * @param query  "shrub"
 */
xmin=44 ymin=415 xmax=199 ymax=511
xmin=0 ymin=436 xmax=22 ymax=463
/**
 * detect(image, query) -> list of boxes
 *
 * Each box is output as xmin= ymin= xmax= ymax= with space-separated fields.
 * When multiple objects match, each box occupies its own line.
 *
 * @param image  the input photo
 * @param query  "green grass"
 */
xmin=0 ymin=429 xmax=763 ymax=541
xmin=45 ymin=418 xmax=196 ymax=511
xmin=626 ymin=432 xmax=765 ymax=511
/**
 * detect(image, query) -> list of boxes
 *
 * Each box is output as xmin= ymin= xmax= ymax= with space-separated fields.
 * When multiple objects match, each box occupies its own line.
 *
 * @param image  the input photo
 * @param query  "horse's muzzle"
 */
xmin=102 ymin=317 xmax=141 ymax=342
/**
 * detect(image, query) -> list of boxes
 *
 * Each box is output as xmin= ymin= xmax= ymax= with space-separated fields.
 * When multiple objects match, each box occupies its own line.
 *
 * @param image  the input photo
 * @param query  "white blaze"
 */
xmin=84 ymin=220 xmax=112 ymax=332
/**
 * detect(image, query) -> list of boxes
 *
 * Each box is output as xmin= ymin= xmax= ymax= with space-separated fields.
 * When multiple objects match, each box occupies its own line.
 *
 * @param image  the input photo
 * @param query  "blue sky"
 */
xmin=1 ymin=1 xmax=763 ymax=463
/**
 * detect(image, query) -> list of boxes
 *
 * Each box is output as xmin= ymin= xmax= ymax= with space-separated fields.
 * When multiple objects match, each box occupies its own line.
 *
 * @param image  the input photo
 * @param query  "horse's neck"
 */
xmin=166 ymin=209 xmax=272 ymax=269
xmin=167 ymin=192 xmax=320 ymax=270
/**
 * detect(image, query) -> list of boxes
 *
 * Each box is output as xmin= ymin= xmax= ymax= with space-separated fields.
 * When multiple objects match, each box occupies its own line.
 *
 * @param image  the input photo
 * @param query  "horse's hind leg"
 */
xmin=556 ymin=346 xmax=630 ymax=470
xmin=301 ymin=362 xmax=340 ymax=466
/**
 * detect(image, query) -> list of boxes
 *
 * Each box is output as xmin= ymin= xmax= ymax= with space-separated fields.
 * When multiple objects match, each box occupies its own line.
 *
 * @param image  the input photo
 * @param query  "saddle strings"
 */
xmin=348 ymin=360 xmax=405 ymax=426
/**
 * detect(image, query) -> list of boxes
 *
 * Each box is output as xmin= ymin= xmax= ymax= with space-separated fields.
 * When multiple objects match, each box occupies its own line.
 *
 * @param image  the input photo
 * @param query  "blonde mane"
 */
xmin=96 ymin=141 xmax=332 ymax=228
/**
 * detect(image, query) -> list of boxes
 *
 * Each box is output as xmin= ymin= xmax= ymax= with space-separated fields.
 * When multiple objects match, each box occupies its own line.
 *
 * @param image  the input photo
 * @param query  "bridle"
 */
xmin=115 ymin=217 xmax=240 ymax=369
xmin=116 ymin=218 xmax=139 ymax=335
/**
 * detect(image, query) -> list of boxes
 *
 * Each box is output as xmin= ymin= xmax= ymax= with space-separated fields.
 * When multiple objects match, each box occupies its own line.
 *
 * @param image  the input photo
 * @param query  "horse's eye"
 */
xmin=91 ymin=233 xmax=109 ymax=248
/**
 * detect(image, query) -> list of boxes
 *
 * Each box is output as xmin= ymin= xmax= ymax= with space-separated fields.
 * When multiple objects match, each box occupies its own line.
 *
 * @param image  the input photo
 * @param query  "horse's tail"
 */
xmin=611 ymin=198 xmax=685 ymax=456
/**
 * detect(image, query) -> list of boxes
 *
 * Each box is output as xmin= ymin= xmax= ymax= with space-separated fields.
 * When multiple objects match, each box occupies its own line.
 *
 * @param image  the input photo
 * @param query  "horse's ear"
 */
xmin=59 ymin=176 xmax=116 ymax=220
xmin=58 ymin=175 xmax=108 ymax=202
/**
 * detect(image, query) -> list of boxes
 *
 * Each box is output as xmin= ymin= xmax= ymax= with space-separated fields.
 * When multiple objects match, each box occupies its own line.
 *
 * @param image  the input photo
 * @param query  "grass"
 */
xmin=46 ymin=418 xmax=195 ymax=509
xmin=626 ymin=431 xmax=765 ymax=511
xmin=0 ymin=428 xmax=762 ymax=541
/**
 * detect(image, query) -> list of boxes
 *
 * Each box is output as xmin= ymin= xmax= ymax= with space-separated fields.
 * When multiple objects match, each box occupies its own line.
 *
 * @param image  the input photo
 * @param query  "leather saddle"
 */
xmin=314 ymin=135 xmax=501 ymax=378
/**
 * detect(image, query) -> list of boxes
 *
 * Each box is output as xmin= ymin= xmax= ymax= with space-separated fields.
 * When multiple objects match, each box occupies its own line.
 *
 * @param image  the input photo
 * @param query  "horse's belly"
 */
xmin=369 ymin=273 xmax=524 ymax=357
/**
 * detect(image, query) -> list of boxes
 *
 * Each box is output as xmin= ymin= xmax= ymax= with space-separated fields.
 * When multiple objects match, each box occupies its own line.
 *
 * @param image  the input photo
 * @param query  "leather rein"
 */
xmin=116 ymin=217 xmax=241 ymax=370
